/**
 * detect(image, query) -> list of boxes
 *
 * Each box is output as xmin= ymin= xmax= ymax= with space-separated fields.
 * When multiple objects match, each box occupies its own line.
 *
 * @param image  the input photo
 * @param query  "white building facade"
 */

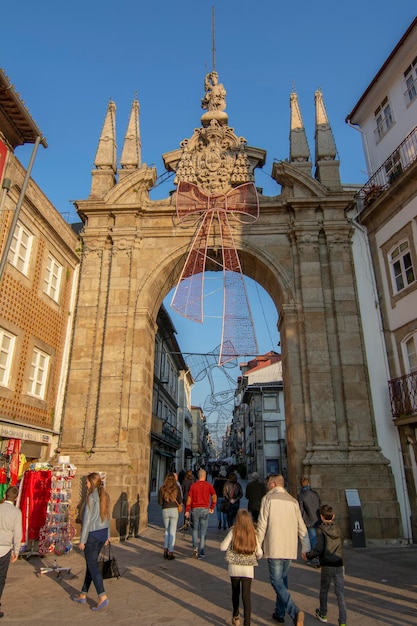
xmin=346 ymin=17 xmax=417 ymax=541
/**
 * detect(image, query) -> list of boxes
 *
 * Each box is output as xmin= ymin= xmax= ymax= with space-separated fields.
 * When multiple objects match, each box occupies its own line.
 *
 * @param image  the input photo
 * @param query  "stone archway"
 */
xmin=60 ymin=81 xmax=401 ymax=539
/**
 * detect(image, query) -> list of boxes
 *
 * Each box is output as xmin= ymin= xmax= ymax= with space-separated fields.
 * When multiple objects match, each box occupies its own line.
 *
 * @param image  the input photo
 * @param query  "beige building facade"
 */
xmin=0 ymin=69 xmax=80 ymax=465
xmin=60 ymin=78 xmax=401 ymax=540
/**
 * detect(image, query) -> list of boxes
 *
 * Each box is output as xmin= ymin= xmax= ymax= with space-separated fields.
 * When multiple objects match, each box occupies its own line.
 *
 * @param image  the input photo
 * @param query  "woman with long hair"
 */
xmin=72 ymin=472 xmax=110 ymax=611
xmin=158 ymin=473 xmax=182 ymax=560
xmin=220 ymin=509 xmax=262 ymax=626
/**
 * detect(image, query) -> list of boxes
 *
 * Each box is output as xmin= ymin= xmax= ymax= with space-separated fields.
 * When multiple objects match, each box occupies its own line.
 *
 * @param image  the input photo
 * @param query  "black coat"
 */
xmin=306 ymin=521 xmax=344 ymax=567
xmin=245 ymin=479 xmax=266 ymax=512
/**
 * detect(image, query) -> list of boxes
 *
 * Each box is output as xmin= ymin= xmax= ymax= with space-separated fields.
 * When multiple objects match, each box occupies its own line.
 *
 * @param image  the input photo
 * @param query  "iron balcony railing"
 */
xmin=357 ymin=125 xmax=417 ymax=214
xmin=388 ymin=371 xmax=417 ymax=419
xmin=162 ymin=422 xmax=182 ymax=448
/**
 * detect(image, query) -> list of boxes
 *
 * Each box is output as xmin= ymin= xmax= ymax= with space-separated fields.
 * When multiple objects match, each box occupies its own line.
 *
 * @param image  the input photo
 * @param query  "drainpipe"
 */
xmin=346 ymin=119 xmax=373 ymax=177
xmin=0 ymin=135 xmax=42 ymax=282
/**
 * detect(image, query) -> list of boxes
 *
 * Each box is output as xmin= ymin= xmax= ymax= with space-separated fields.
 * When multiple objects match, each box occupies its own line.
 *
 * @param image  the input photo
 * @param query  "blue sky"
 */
xmin=2 ymin=1 xmax=416 ymax=446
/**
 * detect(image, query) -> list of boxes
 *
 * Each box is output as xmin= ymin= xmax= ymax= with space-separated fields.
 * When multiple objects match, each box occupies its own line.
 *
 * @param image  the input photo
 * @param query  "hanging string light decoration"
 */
xmin=169 ymin=70 xmax=260 ymax=365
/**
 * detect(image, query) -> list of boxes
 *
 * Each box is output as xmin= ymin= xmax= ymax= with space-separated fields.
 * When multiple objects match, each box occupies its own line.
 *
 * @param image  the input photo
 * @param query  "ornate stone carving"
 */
xmin=175 ymin=121 xmax=253 ymax=195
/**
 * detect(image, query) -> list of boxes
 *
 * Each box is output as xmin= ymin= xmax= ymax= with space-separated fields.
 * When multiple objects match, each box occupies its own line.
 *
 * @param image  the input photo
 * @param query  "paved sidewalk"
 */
xmin=2 ymin=487 xmax=417 ymax=625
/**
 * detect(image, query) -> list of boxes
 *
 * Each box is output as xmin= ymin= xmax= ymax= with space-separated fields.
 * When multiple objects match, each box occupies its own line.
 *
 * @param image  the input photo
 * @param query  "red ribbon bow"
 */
xmin=171 ymin=181 xmax=259 ymax=365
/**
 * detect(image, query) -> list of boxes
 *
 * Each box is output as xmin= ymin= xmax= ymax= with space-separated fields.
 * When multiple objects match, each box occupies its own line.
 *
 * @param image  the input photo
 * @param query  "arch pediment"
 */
xmin=272 ymin=160 xmax=326 ymax=198
xmin=105 ymin=166 xmax=157 ymax=205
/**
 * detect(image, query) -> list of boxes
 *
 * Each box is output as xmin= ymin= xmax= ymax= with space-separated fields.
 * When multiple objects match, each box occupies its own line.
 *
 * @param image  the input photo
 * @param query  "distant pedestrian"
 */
xmin=158 ymin=473 xmax=182 ymax=560
xmin=245 ymin=472 xmax=266 ymax=524
xmin=181 ymin=470 xmax=195 ymax=507
xmin=256 ymin=474 xmax=310 ymax=625
xmin=304 ymin=504 xmax=347 ymax=626
xmin=213 ymin=469 xmax=228 ymax=530
xmin=220 ymin=509 xmax=263 ymax=626
xmin=0 ymin=485 xmax=22 ymax=619
xmin=297 ymin=477 xmax=321 ymax=551
xmin=185 ymin=469 xmax=216 ymax=559
xmin=223 ymin=472 xmax=243 ymax=528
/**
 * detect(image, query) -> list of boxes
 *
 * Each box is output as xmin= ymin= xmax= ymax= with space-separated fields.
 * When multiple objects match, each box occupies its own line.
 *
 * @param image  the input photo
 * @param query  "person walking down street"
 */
xmin=0 ymin=485 xmax=22 ymax=619
xmin=213 ymin=469 xmax=228 ymax=530
xmin=73 ymin=472 xmax=111 ymax=611
xmin=304 ymin=504 xmax=347 ymax=626
xmin=256 ymin=474 xmax=310 ymax=626
xmin=298 ymin=476 xmax=321 ymax=565
xmin=158 ymin=473 xmax=182 ymax=560
xmin=220 ymin=509 xmax=263 ymax=626
xmin=181 ymin=470 xmax=194 ymax=509
xmin=245 ymin=472 xmax=266 ymax=524
xmin=223 ymin=472 xmax=243 ymax=528
xmin=185 ymin=469 xmax=217 ymax=559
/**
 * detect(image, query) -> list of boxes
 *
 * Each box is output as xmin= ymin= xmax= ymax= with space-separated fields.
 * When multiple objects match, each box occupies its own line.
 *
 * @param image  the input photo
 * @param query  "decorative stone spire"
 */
xmin=90 ymin=100 xmax=117 ymax=198
xmin=289 ymin=90 xmax=311 ymax=176
xmin=314 ymin=88 xmax=341 ymax=189
xmin=119 ymin=97 xmax=142 ymax=179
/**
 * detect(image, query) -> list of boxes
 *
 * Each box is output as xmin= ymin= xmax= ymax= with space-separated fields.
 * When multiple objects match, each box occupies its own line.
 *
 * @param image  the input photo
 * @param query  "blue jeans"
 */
xmin=82 ymin=533 xmax=106 ymax=597
xmin=216 ymin=497 xmax=227 ymax=528
xmin=320 ymin=566 xmax=346 ymax=624
xmin=308 ymin=527 xmax=317 ymax=549
xmin=162 ymin=507 xmax=179 ymax=552
xmin=192 ymin=508 xmax=209 ymax=555
xmin=268 ymin=558 xmax=299 ymax=621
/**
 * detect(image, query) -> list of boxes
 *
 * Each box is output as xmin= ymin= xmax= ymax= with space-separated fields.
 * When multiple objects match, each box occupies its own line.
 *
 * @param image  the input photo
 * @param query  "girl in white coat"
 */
xmin=220 ymin=509 xmax=263 ymax=626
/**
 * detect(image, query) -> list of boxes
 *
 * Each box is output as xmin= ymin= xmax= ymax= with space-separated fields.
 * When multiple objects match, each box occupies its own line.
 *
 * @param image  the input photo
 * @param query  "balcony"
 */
xmin=151 ymin=414 xmax=182 ymax=449
xmin=357 ymin=125 xmax=417 ymax=215
xmin=389 ymin=371 xmax=417 ymax=419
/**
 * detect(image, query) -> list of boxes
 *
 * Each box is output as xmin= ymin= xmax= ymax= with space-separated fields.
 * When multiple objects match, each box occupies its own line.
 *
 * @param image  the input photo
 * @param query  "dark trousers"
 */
xmin=231 ymin=576 xmax=252 ymax=626
xmin=82 ymin=534 xmax=106 ymax=597
xmin=319 ymin=565 xmax=347 ymax=624
xmin=227 ymin=501 xmax=240 ymax=528
xmin=0 ymin=550 xmax=11 ymax=603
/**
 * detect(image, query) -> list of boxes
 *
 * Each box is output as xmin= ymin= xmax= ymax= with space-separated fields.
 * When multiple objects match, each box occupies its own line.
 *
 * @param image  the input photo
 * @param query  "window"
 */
xmin=389 ymin=241 xmax=415 ymax=293
xmin=405 ymin=335 xmax=417 ymax=372
xmin=44 ymin=255 xmax=62 ymax=302
xmin=404 ymin=56 xmax=417 ymax=104
xmin=374 ymin=97 xmax=394 ymax=141
xmin=0 ymin=329 xmax=15 ymax=387
xmin=263 ymin=394 xmax=278 ymax=411
xmin=28 ymin=348 xmax=49 ymax=399
xmin=8 ymin=221 xmax=33 ymax=275
xmin=264 ymin=425 xmax=279 ymax=442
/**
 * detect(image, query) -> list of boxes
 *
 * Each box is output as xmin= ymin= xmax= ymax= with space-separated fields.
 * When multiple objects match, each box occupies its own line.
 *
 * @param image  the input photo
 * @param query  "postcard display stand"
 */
xmin=38 ymin=462 xmax=76 ymax=576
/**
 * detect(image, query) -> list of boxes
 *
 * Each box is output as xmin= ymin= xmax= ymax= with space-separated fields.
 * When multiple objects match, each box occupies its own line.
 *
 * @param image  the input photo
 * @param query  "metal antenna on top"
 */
xmin=212 ymin=5 xmax=216 ymax=71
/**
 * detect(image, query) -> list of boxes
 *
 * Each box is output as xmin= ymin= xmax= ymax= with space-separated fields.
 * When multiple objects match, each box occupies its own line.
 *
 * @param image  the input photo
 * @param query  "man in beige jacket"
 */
xmin=256 ymin=475 xmax=310 ymax=626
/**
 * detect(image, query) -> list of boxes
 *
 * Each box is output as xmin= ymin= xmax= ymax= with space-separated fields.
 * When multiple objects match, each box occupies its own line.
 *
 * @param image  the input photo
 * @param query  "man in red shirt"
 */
xmin=185 ymin=469 xmax=217 ymax=559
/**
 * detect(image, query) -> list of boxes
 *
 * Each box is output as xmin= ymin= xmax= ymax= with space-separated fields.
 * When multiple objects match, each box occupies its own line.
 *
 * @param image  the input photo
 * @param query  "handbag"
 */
xmin=175 ymin=499 xmax=183 ymax=514
xmin=100 ymin=542 xmax=120 ymax=579
xmin=225 ymin=543 xmax=257 ymax=566
xmin=220 ymin=499 xmax=229 ymax=513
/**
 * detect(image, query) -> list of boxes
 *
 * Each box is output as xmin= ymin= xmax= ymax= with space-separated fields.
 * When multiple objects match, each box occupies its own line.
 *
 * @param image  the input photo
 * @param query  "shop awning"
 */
xmin=0 ymin=420 xmax=56 ymax=444
xmin=156 ymin=450 xmax=174 ymax=458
